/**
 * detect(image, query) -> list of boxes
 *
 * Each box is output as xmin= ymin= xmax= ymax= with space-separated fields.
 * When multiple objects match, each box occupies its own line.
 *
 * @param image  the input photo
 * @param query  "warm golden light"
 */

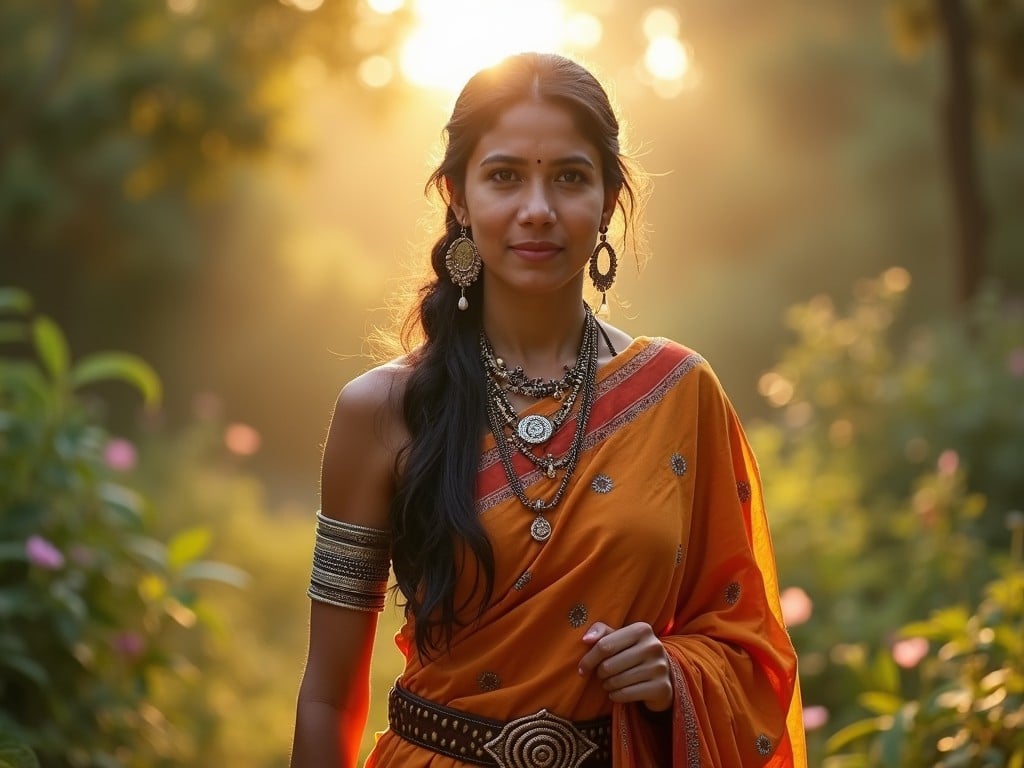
xmin=358 ymin=55 xmax=395 ymax=88
xmin=642 ymin=6 xmax=679 ymax=39
xmin=565 ymin=12 xmax=603 ymax=49
xmin=167 ymin=0 xmax=198 ymax=14
xmin=397 ymin=0 xmax=569 ymax=91
xmin=644 ymin=35 xmax=688 ymax=81
xmin=367 ymin=0 xmax=405 ymax=13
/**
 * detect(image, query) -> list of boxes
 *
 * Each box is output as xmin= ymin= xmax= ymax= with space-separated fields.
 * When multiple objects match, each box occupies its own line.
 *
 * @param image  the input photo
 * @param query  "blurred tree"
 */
xmin=0 ymin=0 xmax=377 ymax=336
xmin=885 ymin=0 xmax=1024 ymax=306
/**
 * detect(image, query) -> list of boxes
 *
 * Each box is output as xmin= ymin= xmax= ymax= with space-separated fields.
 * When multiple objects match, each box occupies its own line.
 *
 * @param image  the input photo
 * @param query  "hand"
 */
xmin=577 ymin=622 xmax=674 ymax=712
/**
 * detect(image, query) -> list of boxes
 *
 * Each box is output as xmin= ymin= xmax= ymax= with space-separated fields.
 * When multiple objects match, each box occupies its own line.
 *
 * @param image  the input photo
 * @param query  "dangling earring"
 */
xmin=589 ymin=225 xmax=617 ymax=311
xmin=445 ymin=225 xmax=482 ymax=311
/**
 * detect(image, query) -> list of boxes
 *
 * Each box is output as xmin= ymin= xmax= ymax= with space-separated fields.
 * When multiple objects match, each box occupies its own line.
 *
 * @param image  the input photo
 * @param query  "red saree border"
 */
xmin=476 ymin=338 xmax=705 ymax=514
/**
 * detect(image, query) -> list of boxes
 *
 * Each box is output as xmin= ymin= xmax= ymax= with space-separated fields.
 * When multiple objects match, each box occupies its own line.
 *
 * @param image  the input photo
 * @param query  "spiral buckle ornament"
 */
xmin=484 ymin=708 xmax=598 ymax=768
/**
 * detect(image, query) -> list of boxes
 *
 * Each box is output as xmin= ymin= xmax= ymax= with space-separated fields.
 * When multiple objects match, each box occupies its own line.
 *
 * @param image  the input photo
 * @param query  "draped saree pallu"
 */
xmin=366 ymin=337 xmax=807 ymax=768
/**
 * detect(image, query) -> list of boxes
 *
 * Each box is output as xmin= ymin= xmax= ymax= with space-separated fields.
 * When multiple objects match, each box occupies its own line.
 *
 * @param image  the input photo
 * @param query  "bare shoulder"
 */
xmin=320 ymin=358 xmax=413 ymax=529
xmin=595 ymin=320 xmax=634 ymax=365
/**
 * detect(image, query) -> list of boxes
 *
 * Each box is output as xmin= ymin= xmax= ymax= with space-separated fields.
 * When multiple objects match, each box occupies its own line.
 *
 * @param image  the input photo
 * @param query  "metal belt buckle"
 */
xmin=483 ymin=708 xmax=598 ymax=768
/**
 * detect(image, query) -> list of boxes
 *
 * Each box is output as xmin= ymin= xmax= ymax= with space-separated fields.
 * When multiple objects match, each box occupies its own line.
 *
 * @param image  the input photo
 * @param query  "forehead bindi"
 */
xmin=472 ymin=100 xmax=601 ymax=169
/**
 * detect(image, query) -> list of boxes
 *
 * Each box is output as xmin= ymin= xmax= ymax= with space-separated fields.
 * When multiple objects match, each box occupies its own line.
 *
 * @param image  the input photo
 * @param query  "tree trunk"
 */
xmin=936 ymin=0 xmax=987 ymax=307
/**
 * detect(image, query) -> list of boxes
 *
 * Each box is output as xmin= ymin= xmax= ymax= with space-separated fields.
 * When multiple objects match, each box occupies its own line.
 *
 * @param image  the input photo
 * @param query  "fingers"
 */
xmin=576 ymin=623 xmax=674 ymax=711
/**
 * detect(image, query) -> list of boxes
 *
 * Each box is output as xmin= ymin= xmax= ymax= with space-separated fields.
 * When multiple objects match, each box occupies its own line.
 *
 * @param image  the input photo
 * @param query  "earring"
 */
xmin=589 ymin=226 xmax=617 ymax=310
xmin=445 ymin=226 xmax=482 ymax=311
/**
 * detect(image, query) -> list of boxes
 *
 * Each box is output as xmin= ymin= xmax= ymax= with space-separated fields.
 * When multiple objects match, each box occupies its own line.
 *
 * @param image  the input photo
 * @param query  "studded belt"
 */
xmin=388 ymin=682 xmax=612 ymax=768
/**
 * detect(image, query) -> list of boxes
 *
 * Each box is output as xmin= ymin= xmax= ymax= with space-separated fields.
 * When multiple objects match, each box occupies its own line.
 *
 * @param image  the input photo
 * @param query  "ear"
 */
xmin=445 ymin=176 xmax=468 ymax=226
xmin=601 ymin=188 xmax=620 ymax=229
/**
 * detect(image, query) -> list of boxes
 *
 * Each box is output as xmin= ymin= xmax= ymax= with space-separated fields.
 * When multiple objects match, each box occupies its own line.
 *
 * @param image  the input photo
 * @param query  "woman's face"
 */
xmin=451 ymin=99 xmax=617 ymax=304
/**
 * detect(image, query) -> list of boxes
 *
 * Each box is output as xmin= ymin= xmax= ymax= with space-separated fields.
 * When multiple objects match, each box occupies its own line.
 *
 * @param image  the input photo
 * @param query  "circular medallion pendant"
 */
xmin=530 ymin=514 xmax=552 ymax=542
xmin=517 ymin=414 xmax=554 ymax=444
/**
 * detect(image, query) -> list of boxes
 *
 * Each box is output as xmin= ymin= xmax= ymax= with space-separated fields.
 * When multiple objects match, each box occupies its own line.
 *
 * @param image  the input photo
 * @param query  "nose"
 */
xmin=517 ymin=180 xmax=555 ymax=226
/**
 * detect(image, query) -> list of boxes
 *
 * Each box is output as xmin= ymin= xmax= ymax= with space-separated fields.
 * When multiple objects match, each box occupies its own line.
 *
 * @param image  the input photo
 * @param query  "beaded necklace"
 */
xmin=481 ymin=306 xmax=600 ymax=543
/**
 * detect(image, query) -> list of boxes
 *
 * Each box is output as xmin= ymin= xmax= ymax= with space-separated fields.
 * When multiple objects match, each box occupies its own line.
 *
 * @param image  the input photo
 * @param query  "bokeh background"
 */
xmin=2 ymin=1 xmax=1023 ymax=766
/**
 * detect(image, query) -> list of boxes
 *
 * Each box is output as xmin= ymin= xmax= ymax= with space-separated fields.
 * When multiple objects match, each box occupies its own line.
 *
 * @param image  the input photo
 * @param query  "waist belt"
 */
xmin=388 ymin=682 xmax=612 ymax=768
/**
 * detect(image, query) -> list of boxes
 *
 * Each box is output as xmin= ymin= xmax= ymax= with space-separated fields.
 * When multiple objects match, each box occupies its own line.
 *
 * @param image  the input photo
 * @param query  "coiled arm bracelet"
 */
xmin=307 ymin=511 xmax=391 ymax=612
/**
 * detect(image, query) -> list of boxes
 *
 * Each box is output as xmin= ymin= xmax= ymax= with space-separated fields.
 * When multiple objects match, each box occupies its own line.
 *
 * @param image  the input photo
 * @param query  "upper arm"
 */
xmin=300 ymin=363 xmax=409 ymax=706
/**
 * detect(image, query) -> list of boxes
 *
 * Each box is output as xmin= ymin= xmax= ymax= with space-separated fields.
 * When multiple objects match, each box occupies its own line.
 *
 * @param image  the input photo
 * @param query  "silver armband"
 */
xmin=307 ymin=511 xmax=391 ymax=612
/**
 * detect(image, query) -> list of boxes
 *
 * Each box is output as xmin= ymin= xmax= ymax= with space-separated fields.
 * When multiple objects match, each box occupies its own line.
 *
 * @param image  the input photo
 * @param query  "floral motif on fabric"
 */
xmin=477 ymin=671 xmax=501 ymax=692
xmin=675 ymin=544 xmax=684 ymax=566
xmin=513 ymin=571 xmax=532 ymax=591
xmin=568 ymin=603 xmax=589 ymax=628
xmin=755 ymin=733 xmax=773 ymax=756
xmin=670 ymin=453 xmax=688 ymax=476
xmin=737 ymin=480 xmax=752 ymax=504
xmin=591 ymin=473 xmax=614 ymax=493
xmin=725 ymin=582 xmax=742 ymax=605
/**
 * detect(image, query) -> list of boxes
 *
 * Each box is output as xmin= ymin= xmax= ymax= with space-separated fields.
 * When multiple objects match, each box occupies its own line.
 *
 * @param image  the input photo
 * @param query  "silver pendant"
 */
xmin=530 ymin=514 xmax=552 ymax=542
xmin=517 ymin=414 xmax=554 ymax=444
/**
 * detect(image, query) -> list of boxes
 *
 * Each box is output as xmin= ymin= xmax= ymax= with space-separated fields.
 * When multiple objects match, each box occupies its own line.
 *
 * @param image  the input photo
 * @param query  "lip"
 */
xmin=509 ymin=241 xmax=563 ymax=261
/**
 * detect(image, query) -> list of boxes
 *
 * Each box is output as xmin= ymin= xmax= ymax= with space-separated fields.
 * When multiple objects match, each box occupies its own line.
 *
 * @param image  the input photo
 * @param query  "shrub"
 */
xmin=0 ymin=287 xmax=244 ymax=767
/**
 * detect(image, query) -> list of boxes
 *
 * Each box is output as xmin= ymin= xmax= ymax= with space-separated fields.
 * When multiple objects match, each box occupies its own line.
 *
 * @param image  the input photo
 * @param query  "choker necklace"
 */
xmin=481 ymin=306 xmax=600 ymax=543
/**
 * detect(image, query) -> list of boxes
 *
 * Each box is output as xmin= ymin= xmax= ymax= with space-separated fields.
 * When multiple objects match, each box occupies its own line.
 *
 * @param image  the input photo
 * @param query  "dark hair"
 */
xmin=390 ymin=52 xmax=640 ymax=659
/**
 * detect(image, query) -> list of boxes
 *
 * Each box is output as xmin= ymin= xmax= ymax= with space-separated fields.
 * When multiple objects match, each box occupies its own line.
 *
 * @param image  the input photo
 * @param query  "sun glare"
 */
xmin=396 ymin=0 xmax=578 ymax=91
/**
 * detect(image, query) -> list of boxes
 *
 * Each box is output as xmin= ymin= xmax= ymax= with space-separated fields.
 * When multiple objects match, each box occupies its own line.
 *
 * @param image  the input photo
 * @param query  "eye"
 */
xmin=556 ymin=169 xmax=589 ymax=184
xmin=489 ymin=169 xmax=518 ymax=183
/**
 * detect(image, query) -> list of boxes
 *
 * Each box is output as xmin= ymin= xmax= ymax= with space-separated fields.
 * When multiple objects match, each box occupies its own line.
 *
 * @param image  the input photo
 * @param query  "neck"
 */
xmin=481 ymin=288 xmax=588 ymax=377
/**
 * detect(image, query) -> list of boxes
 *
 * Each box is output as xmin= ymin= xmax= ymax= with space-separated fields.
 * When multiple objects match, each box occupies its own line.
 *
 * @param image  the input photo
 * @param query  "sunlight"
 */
xmin=396 ymin=0 xmax=582 ymax=91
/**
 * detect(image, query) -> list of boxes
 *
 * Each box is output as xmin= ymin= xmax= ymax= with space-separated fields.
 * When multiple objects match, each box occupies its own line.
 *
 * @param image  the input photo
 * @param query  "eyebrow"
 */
xmin=479 ymin=153 xmax=596 ymax=169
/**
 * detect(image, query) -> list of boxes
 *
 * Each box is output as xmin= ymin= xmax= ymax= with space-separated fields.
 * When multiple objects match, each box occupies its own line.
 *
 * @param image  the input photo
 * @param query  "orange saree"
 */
xmin=366 ymin=337 xmax=806 ymax=767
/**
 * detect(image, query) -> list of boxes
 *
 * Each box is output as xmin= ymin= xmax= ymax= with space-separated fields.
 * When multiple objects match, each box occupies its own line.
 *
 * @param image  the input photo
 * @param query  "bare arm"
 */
xmin=290 ymin=365 xmax=406 ymax=768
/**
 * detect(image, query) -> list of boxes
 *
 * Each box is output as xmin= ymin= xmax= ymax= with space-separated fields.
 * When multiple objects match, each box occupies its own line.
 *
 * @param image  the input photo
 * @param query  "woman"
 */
xmin=291 ymin=52 xmax=806 ymax=768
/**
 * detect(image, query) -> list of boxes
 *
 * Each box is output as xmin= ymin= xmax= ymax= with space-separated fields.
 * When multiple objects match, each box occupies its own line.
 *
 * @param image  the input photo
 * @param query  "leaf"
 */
xmin=0 ymin=287 xmax=32 ymax=314
xmin=99 ymin=482 xmax=145 ymax=523
xmin=124 ymin=535 xmax=167 ymax=570
xmin=167 ymin=527 xmax=212 ymax=570
xmin=178 ymin=560 xmax=249 ymax=589
xmin=0 ymin=742 xmax=41 ymax=768
xmin=825 ymin=716 xmax=890 ymax=753
xmin=31 ymin=316 xmax=68 ymax=381
xmin=70 ymin=352 xmax=162 ymax=409
xmin=871 ymin=649 xmax=900 ymax=694
xmin=857 ymin=691 xmax=905 ymax=715
xmin=0 ymin=654 xmax=48 ymax=687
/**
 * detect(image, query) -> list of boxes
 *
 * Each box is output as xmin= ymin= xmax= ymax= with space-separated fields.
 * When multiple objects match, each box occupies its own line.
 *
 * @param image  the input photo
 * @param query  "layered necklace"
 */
xmin=481 ymin=306 xmax=600 ymax=544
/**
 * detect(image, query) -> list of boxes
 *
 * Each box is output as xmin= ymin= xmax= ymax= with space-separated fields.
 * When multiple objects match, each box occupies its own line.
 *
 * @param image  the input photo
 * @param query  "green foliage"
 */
xmin=0 ymin=288 xmax=243 ymax=767
xmin=753 ymin=270 xmax=1024 ymax=763
xmin=825 ymin=564 xmax=1024 ymax=767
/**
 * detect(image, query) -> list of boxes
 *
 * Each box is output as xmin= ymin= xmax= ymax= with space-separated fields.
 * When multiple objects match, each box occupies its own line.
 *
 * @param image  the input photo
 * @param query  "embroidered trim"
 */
xmin=477 ymin=346 xmax=705 ymax=514
xmin=669 ymin=654 xmax=702 ymax=767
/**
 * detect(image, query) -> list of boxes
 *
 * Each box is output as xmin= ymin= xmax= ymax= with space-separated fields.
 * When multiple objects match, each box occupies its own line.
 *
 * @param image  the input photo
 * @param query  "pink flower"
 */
xmin=937 ymin=449 xmax=959 ymax=477
xmin=803 ymin=705 xmax=829 ymax=731
xmin=104 ymin=438 xmax=137 ymax=472
xmin=1008 ymin=348 xmax=1024 ymax=378
xmin=224 ymin=422 xmax=261 ymax=456
xmin=892 ymin=636 xmax=929 ymax=669
xmin=26 ymin=535 xmax=65 ymax=570
xmin=111 ymin=631 xmax=145 ymax=660
xmin=780 ymin=586 xmax=813 ymax=627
